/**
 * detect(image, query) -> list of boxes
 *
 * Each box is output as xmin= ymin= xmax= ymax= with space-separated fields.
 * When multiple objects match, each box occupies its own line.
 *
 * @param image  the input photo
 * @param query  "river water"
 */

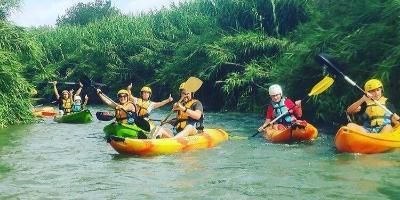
xmin=1 ymin=106 xmax=399 ymax=199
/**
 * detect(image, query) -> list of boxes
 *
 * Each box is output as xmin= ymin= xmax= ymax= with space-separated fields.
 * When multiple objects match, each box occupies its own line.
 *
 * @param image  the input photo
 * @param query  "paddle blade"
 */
xmin=96 ymin=112 xmax=115 ymax=121
xmin=308 ymin=76 xmax=334 ymax=96
xmin=80 ymin=75 xmax=93 ymax=88
xmin=183 ymin=77 xmax=203 ymax=93
xmin=135 ymin=116 xmax=151 ymax=132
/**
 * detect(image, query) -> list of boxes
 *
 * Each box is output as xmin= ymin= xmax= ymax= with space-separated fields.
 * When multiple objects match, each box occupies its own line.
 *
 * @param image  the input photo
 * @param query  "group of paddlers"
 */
xmin=53 ymin=76 xmax=400 ymax=139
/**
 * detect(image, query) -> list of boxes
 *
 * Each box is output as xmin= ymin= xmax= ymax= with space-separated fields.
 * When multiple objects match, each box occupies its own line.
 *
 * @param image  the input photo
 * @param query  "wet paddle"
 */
xmin=316 ymin=53 xmax=396 ymax=116
xmin=251 ymin=75 xmax=334 ymax=138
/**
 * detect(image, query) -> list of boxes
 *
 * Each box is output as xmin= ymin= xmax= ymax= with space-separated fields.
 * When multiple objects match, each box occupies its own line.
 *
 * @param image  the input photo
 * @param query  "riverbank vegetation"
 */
xmin=1 ymin=0 xmax=400 ymax=127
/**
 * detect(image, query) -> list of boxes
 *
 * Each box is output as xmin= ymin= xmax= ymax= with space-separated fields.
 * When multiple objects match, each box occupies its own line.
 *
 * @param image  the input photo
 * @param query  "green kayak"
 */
xmin=103 ymin=122 xmax=149 ymax=141
xmin=54 ymin=110 xmax=93 ymax=123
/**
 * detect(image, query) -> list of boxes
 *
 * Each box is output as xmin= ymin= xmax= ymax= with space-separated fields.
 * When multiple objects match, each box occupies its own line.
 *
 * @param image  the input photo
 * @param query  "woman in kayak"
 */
xmin=346 ymin=79 xmax=399 ymax=133
xmin=153 ymin=82 xmax=204 ymax=138
xmin=96 ymin=89 xmax=137 ymax=124
xmin=258 ymin=84 xmax=303 ymax=132
xmin=52 ymin=81 xmax=83 ymax=115
xmin=126 ymin=83 xmax=173 ymax=118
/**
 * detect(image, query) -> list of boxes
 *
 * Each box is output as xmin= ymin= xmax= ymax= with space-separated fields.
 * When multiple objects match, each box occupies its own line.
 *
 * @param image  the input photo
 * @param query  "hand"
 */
xmin=392 ymin=114 xmax=400 ymax=121
xmin=173 ymin=102 xmax=185 ymax=111
xmin=361 ymin=92 xmax=372 ymax=102
xmin=53 ymin=81 xmax=57 ymax=85
xmin=258 ymin=125 xmax=265 ymax=132
xmin=354 ymin=106 xmax=361 ymax=112
xmin=85 ymin=95 xmax=89 ymax=100
xmin=96 ymin=89 xmax=102 ymax=94
xmin=69 ymin=89 xmax=74 ymax=94
xmin=127 ymin=83 xmax=133 ymax=90
xmin=79 ymin=82 xmax=83 ymax=87
xmin=168 ymin=94 xmax=173 ymax=102
xmin=295 ymin=100 xmax=301 ymax=107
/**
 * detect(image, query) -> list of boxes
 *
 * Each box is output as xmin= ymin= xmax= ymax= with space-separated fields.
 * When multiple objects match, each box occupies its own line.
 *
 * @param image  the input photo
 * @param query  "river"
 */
xmin=0 ymin=106 xmax=399 ymax=199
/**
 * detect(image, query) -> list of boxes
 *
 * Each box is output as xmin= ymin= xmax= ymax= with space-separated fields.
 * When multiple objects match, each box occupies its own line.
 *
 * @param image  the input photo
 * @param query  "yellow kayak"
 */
xmin=109 ymin=128 xmax=229 ymax=156
xmin=335 ymin=126 xmax=400 ymax=154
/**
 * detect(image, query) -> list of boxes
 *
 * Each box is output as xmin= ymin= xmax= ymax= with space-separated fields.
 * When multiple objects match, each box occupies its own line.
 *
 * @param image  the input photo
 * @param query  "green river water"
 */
xmin=1 ymin=106 xmax=400 ymax=199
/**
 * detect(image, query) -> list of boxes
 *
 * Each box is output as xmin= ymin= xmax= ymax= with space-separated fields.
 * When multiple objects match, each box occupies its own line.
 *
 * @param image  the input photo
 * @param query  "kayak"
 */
xmin=109 ymin=128 xmax=229 ymax=156
xmin=103 ymin=122 xmax=147 ymax=140
xmin=263 ymin=121 xmax=318 ymax=143
xmin=32 ymin=106 xmax=56 ymax=118
xmin=54 ymin=110 xmax=93 ymax=123
xmin=335 ymin=126 xmax=400 ymax=154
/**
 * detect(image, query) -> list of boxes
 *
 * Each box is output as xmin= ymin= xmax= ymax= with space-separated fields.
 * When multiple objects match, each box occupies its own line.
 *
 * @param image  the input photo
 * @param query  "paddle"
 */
xmin=152 ymin=77 xmax=203 ymax=138
xmin=48 ymin=80 xmax=106 ymax=87
xmin=251 ymin=75 xmax=334 ymax=138
xmin=316 ymin=53 xmax=396 ymax=116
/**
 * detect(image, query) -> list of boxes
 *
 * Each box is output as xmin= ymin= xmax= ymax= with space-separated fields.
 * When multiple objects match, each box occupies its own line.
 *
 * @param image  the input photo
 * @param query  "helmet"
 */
xmin=269 ymin=84 xmax=282 ymax=96
xmin=117 ymin=89 xmax=129 ymax=95
xmin=62 ymin=90 xmax=69 ymax=94
xmin=364 ymin=79 xmax=383 ymax=92
xmin=29 ymin=88 xmax=37 ymax=95
xmin=179 ymin=83 xmax=185 ymax=90
xmin=74 ymin=96 xmax=81 ymax=101
xmin=140 ymin=86 xmax=152 ymax=93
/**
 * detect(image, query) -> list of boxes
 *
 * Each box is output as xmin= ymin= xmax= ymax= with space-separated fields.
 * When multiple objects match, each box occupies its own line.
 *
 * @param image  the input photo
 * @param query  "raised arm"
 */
xmin=53 ymin=81 xmax=60 ymax=100
xmin=96 ymin=89 xmax=117 ymax=108
xmin=83 ymin=95 xmax=89 ymax=109
xmin=75 ymin=82 xmax=83 ymax=96
xmin=153 ymin=94 xmax=173 ymax=109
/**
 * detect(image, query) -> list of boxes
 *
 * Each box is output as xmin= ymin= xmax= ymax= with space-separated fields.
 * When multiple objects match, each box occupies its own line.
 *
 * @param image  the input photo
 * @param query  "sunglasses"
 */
xmin=118 ymin=94 xmax=128 ymax=98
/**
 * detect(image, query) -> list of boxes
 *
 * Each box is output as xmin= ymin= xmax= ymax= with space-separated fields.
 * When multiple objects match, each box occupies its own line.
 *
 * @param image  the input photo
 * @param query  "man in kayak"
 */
xmin=126 ymin=83 xmax=173 ymax=118
xmin=71 ymin=95 xmax=89 ymax=112
xmin=52 ymin=81 xmax=83 ymax=115
xmin=96 ymin=89 xmax=137 ymax=124
xmin=154 ymin=82 xmax=204 ymax=138
xmin=346 ymin=79 xmax=399 ymax=133
xmin=258 ymin=84 xmax=302 ymax=132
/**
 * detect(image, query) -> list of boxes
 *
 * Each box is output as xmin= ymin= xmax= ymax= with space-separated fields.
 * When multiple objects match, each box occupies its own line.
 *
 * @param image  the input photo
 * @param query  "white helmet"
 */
xmin=74 ymin=96 xmax=82 ymax=101
xmin=269 ymin=84 xmax=282 ymax=96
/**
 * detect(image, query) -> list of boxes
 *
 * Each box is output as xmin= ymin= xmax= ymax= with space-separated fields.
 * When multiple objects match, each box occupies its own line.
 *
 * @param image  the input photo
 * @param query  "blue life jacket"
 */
xmin=72 ymin=103 xmax=82 ymax=112
xmin=272 ymin=97 xmax=293 ymax=124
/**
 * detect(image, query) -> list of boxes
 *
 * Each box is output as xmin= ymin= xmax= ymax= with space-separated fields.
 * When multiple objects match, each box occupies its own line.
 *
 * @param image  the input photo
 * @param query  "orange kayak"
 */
xmin=263 ymin=121 xmax=318 ymax=143
xmin=109 ymin=128 xmax=228 ymax=156
xmin=335 ymin=126 xmax=400 ymax=154
xmin=32 ymin=106 xmax=57 ymax=118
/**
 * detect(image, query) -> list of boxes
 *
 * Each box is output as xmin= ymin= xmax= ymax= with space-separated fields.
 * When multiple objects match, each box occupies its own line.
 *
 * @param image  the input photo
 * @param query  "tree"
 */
xmin=0 ymin=0 xmax=21 ymax=20
xmin=56 ymin=0 xmax=120 ymax=26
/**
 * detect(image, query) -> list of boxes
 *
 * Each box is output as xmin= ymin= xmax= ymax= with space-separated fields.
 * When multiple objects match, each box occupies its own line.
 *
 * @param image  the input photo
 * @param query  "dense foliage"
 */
xmin=2 ymin=0 xmax=400 ymax=127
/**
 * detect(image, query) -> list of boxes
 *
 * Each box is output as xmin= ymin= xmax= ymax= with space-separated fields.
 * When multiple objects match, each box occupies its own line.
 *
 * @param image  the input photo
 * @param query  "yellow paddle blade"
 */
xmin=183 ymin=77 xmax=203 ymax=93
xmin=308 ymin=76 xmax=334 ymax=96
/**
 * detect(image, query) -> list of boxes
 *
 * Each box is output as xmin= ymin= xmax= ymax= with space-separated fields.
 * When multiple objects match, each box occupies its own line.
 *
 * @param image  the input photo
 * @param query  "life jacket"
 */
xmin=72 ymin=103 xmax=82 ymax=112
xmin=365 ymin=97 xmax=391 ymax=127
xmin=271 ymin=97 xmax=294 ymax=124
xmin=115 ymin=102 xmax=136 ymax=124
xmin=176 ymin=99 xmax=203 ymax=132
xmin=60 ymin=98 xmax=72 ymax=114
xmin=136 ymin=98 xmax=151 ymax=117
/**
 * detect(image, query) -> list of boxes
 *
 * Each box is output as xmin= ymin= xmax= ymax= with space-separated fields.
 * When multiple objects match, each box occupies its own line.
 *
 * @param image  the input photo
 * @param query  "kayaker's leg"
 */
xmin=154 ymin=127 xmax=173 ymax=138
xmin=379 ymin=124 xmax=393 ymax=133
xmin=347 ymin=123 xmax=369 ymax=133
xmin=174 ymin=125 xmax=197 ymax=138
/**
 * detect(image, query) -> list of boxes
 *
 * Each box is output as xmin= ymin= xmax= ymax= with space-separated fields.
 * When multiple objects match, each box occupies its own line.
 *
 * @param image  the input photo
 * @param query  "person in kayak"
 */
xmin=126 ymin=83 xmax=173 ymax=118
xmin=96 ymin=89 xmax=137 ymax=124
xmin=346 ymin=79 xmax=400 ymax=133
xmin=52 ymin=81 xmax=83 ymax=115
xmin=154 ymin=82 xmax=204 ymax=138
xmin=71 ymin=95 xmax=89 ymax=112
xmin=258 ymin=84 xmax=302 ymax=132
